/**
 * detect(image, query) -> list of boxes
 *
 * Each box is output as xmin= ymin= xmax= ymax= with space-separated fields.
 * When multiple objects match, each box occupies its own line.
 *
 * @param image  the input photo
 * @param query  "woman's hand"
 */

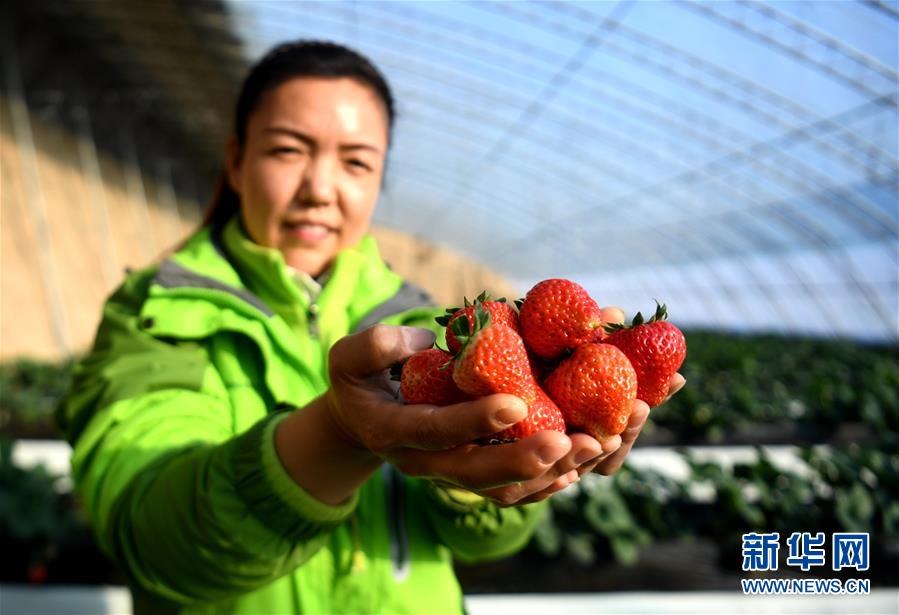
xmin=319 ymin=325 xmax=608 ymax=507
xmin=277 ymin=313 xmax=685 ymax=507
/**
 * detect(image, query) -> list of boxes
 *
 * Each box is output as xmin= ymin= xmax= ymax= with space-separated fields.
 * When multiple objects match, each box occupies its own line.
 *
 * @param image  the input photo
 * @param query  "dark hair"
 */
xmin=201 ymin=41 xmax=395 ymax=229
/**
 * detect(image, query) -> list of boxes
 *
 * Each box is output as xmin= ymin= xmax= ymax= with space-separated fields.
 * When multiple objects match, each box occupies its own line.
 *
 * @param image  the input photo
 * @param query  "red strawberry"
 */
xmin=436 ymin=292 xmax=520 ymax=354
xmin=518 ymin=279 xmax=604 ymax=360
xmin=544 ymin=343 xmax=638 ymax=441
xmin=527 ymin=351 xmax=557 ymax=385
xmin=451 ymin=306 xmax=538 ymax=403
xmin=482 ymin=388 xmax=566 ymax=444
xmin=603 ymin=302 xmax=686 ymax=407
xmin=399 ymin=348 xmax=468 ymax=406
xmin=451 ymin=305 xmax=566 ymax=441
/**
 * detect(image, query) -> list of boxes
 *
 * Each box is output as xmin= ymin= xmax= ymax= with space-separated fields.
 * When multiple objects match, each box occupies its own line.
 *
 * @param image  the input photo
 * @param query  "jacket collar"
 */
xmin=219 ymin=216 xmax=312 ymax=312
xmin=144 ymin=215 xmax=404 ymax=335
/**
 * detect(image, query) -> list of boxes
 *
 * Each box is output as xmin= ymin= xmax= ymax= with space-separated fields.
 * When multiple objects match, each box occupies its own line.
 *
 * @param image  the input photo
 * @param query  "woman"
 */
xmin=58 ymin=41 xmax=682 ymax=614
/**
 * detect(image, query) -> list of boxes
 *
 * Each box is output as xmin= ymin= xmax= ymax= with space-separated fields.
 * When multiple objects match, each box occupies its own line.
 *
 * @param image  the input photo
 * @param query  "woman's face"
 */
xmin=227 ymin=77 xmax=389 ymax=276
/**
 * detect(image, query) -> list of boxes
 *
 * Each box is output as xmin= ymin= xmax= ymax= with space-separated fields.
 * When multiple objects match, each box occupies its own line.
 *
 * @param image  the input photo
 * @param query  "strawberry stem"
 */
xmin=602 ymin=299 xmax=669 ymax=334
xmin=450 ymin=303 xmax=492 ymax=350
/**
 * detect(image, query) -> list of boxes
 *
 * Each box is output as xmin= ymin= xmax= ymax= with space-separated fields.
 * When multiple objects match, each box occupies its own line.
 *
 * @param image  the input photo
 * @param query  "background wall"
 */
xmin=1 ymin=92 xmax=517 ymax=360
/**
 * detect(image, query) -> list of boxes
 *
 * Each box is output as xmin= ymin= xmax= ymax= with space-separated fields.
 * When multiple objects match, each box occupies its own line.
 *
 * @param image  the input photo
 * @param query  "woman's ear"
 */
xmin=225 ymin=136 xmax=242 ymax=195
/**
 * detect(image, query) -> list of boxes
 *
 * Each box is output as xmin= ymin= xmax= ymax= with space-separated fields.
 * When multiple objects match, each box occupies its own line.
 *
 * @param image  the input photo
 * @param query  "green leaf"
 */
xmin=835 ymin=483 xmax=874 ymax=532
xmin=609 ymin=530 xmax=649 ymax=566
xmin=532 ymin=509 xmax=563 ymax=556
xmin=564 ymin=533 xmax=596 ymax=566
xmin=882 ymin=501 xmax=899 ymax=536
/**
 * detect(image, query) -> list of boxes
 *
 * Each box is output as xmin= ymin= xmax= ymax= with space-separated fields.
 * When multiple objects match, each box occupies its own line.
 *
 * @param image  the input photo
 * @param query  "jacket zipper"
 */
xmin=381 ymin=464 xmax=410 ymax=580
xmin=307 ymin=303 xmax=319 ymax=338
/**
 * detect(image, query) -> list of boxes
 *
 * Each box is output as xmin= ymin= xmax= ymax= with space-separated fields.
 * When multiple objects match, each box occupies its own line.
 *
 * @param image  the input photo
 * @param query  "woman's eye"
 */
xmin=269 ymin=146 xmax=304 ymax=156
xmin=346 ymin=159 xmax=372 ymax=172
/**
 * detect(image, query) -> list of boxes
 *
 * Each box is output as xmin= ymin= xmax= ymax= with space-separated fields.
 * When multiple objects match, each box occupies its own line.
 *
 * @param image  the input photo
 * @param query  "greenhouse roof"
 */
xmin=10 ymin=1 xmax=898 ymax=340
xmin=233 ymin=1 xmax=898 ymax=340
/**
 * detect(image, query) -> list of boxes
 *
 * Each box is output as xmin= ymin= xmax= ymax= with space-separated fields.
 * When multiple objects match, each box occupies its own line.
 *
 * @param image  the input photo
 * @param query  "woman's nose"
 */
xmin=298 ymin=155 xmax=336 ymax=205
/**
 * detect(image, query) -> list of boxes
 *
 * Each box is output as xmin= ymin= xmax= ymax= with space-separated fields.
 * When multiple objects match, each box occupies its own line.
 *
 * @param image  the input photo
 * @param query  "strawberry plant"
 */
xmin=649 ymin=331 xmax=898 ymax=443
xmin=0 ymin=359 xmax=75 ymax=439
xmin=531 ymin=435 xmax=899 ymax=579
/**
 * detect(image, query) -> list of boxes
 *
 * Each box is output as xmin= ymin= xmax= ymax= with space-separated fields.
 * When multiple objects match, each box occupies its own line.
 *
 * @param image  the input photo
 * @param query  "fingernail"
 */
xmin=601 ymin=435 xmax=622 ymax=454
xmin=495 ymin=405 xmax=528 ymax=426
xmin=537 ymin=442 xmax=569 ymax=464
xmin=574 ymin=448 xmax=601 ymax=465
xmin=401 ymin=327 xmax=436 ymax=350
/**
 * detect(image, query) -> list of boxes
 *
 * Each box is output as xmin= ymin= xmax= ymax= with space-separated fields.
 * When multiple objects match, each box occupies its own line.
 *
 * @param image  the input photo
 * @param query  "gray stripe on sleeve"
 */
xmin=154 ymin=259 xmax=274 ymax=317
xmin=352 ymin=281 xmax=435 ymax=333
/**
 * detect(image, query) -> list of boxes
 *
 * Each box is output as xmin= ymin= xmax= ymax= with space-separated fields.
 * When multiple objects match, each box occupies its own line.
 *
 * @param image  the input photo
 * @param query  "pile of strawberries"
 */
xmin=397 ymin=279 xmax=686 ymax=444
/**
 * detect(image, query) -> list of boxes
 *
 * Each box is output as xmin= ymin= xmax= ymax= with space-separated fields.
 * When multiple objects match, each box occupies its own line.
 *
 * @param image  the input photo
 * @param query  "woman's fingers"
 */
xmin=461 ymin=432 xmax=604 ymax=506
xmin=390 ymin=430 xmax=573 ymax=491
xmin=423 ymin=435 xmax=603 ymax=507
xmin=330 ymin=325 xmax=435 ymax=381
xmin=487 ymin=468 xmax=582 ymax=506
xmin=369 ymin=393 xmax=529 ymax=452
xmin=328 ymin=324 xmax=686 ymax=495
xmin=666 ymin=372 xmax=686 ymax=401
xmin=601 ymin=306 xmax=626 ymax=326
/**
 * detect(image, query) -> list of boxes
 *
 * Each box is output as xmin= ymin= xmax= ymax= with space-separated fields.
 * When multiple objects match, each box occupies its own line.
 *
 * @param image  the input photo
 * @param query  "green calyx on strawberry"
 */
xmin=437 ymin=291 xmax=520 ymax=355
xmin=602 ymin=300 xmax=667 ymax=333
xmin=518 ymin=279 xmax=604 ymax=361
xmin=450 ymin=303 xmax=533 ymax=400
xmin=602 ymin=301 xmax=686 ymax=408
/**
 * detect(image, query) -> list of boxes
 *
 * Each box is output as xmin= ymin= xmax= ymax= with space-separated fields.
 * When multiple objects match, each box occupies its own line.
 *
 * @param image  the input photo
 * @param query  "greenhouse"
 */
xmin=1 ymin=1 xmax=896 ymax=613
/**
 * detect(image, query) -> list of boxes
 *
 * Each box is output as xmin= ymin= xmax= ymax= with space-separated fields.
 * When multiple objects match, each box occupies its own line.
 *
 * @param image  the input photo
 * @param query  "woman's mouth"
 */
xmin=283 ymin=221 xmax=333 ymax=243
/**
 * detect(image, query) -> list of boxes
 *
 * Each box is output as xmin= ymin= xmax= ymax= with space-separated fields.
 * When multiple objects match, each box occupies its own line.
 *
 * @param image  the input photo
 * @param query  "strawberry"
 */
xmin=527 ymin=351 xmax=557 ymax=385
xmin=518 ymin=279 xmax=604 ymax=360
xmin=482 ymin=388 xmax=566 ymax=444
xmin=398 ymin=348 xmax=468 ymax=406
xmin=451 ymin=305 xmax=537 ymax=402
xmin=436 ymin=291 xmax=520 ymax=355
xmin=544 ymin=343 xmax=638 ymax=441
xmin=603 ymin=302 xmax=686 ymax=407
xmin=451 ymin=305 xmax=565 ymax=441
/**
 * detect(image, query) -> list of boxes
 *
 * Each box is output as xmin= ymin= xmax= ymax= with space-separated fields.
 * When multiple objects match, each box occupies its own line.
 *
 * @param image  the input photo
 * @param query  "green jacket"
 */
xmin=58 ymin=216 xmax=544 ymax=615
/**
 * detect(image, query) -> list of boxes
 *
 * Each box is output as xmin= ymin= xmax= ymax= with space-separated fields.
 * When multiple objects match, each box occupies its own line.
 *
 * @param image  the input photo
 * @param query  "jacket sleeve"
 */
xmin=58 ymin=272 xmax=357 ymax=605
xmin=389 ymin=305 xmax=549 ymax=564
